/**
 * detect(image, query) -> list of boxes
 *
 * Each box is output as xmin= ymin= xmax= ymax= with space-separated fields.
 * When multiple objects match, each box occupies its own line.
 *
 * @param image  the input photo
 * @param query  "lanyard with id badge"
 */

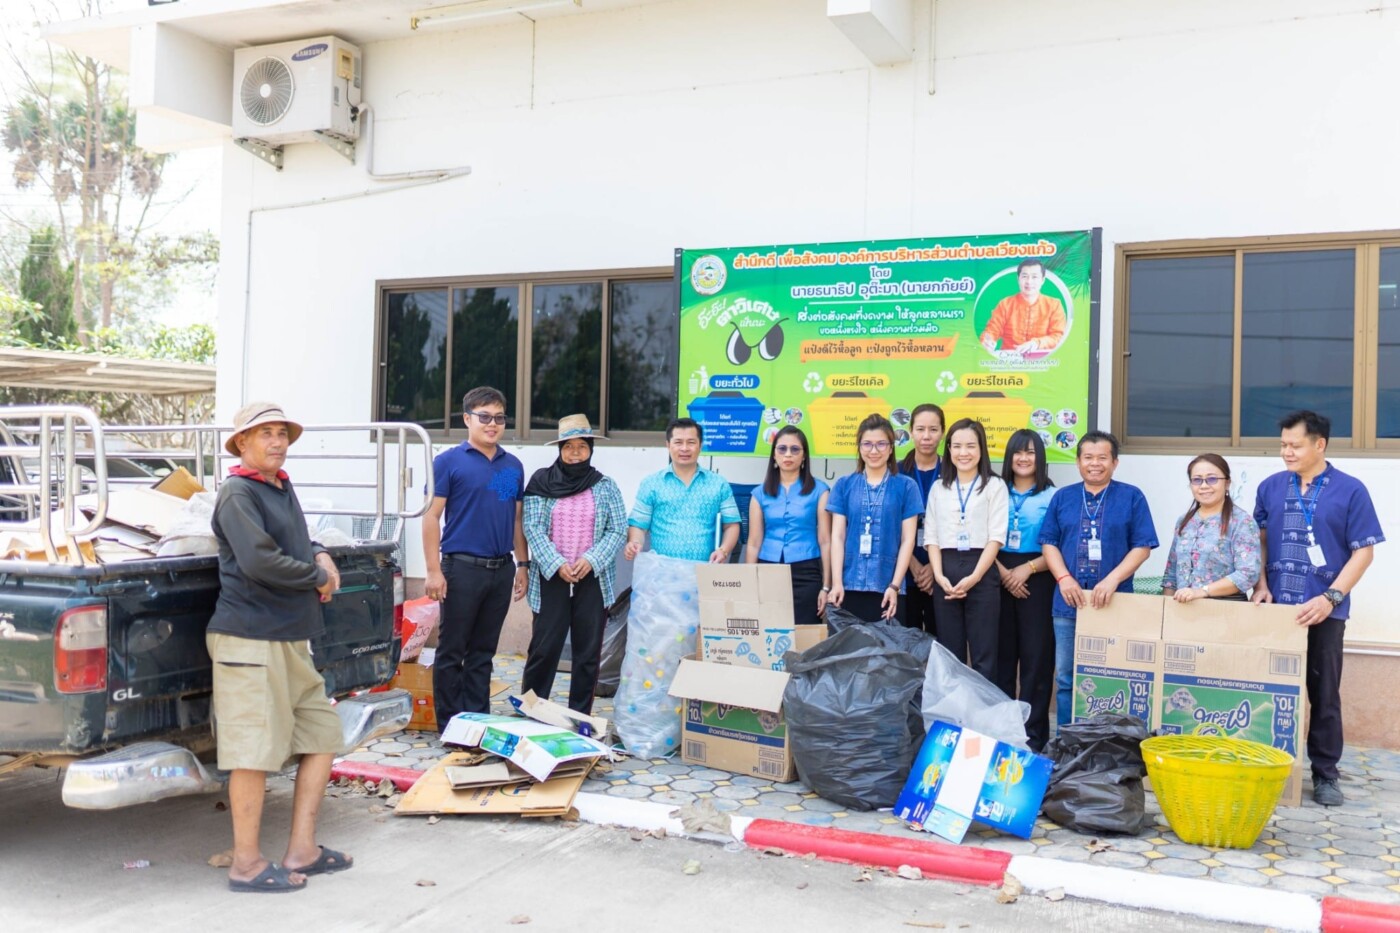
xmin=1082 ymin=485 xmax=1108 ymax=564
xmin=955 ymin=477 xmax=975 ymax=551
xmin=1292 ymin=473 xmax=1327 ymax=567
xmin=860 ymin=473 xmax=890 ymax=557
xmin=1007 ymin=488 xmax=1031 ymax=550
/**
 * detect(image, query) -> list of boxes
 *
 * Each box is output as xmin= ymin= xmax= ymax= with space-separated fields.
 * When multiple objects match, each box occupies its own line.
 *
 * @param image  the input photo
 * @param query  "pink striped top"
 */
xmin=551 ymin=488 xmax=596 ymax=563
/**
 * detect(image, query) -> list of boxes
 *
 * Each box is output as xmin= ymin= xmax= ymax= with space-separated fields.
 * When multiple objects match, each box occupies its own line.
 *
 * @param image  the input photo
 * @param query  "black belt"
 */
xmin=447 ymin=553 xmax=514 ymax=569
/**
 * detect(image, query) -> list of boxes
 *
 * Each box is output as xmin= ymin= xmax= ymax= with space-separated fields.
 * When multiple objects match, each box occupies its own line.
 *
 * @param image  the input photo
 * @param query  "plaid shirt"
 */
xmin=523 ymin=476 xmax=628 ymax=613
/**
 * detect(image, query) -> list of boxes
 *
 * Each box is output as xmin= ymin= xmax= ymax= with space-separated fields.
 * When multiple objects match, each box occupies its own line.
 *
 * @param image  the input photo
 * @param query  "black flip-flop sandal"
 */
xmin=228 ymin=862 xmax=307 ymax=893
xmin=287 ymin=846 xmax=353 ymax=876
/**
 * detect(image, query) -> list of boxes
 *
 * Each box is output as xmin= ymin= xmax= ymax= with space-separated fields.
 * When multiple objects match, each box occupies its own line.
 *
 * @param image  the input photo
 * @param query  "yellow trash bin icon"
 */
xmin=808 ymin=392 xmax=890 ymax=458
xmin=941 ymin=392 xmax=1033 ymax=460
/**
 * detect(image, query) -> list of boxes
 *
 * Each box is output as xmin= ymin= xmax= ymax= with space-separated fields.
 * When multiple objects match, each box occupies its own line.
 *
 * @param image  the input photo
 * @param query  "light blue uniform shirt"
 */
xmin=827 ymin=471 xmax=924 ymax=594
xmin=1003 ymin=485 xmax=1056 ymax=554
xmin=752 ymin=477 xmax=829 ymax=563
xmin=628 ymin=465 xmax=741 ymax=562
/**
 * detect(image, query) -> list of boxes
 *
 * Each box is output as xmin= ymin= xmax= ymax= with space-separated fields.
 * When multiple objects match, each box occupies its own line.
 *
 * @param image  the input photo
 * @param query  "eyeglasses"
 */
xmin=1190 ymin=476 xmax=1224 ymax=487
xmin=471 ymin=411 xmax=508 ymax=425
xmin=859 ymin=441 xmax=891 ymax=452
xmin=774 ymin=445 xmax=804 ymax=455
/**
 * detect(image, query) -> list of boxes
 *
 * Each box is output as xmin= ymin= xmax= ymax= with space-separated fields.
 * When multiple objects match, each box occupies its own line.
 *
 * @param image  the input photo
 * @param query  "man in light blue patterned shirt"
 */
xmin=624 ymin=418 xmax=741 ymax=563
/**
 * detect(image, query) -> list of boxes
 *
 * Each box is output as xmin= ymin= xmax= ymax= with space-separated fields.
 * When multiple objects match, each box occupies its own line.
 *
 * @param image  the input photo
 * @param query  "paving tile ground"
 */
xmin=352 ymin=653 xmax=1400 ymax=906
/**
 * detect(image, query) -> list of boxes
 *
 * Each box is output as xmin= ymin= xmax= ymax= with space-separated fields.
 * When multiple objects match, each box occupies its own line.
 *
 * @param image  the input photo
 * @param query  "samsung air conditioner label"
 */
xmin=292 ymin=43 xmax=328 ymax=62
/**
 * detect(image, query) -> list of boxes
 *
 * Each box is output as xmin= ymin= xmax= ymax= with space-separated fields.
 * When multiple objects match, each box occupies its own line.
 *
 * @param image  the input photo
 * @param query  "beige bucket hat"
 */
xmin=225 ymin=401 xmax=305 ymax=455
xmin=547 ymin=413 xmax=602 ymax=445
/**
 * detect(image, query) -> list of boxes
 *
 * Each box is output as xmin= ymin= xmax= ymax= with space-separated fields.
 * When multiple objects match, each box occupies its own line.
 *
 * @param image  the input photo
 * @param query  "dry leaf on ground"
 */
xmin=1085 ymin=838 xmax=1114 ymax=854
xmin=682 ymin=859 xmax=703 ymax=875
xmin=207 ymin=850 xmax=233 ymax=869
xmin=415 ymin=879 xmax=436 ymax=887
xmin=896 ymin=865 xmax=923 ymax=881
xmin=853 ymin=869 xmax=874 ymax=883
xmin=508 ymin=916 xmax=530 ymax=925
xmin=1045 ymin=887 xmax=1066 ymax=902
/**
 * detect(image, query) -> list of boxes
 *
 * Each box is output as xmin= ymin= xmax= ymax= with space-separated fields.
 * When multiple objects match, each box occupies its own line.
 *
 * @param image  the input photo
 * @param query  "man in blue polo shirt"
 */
xmin=1039 ymin=430 xmax=1158 ymax=727
xmin=624 ymin=418 xmax=741 ymax=562
xmin=422 ymin=386 xmax=529 ymax=727
xmin=1253 ymin=410 xmax=1383 ymax=807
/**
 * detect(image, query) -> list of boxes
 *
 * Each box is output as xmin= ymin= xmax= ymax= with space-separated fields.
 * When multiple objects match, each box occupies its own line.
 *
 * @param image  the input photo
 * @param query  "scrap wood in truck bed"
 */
xmin=77 ymin=486 xmax=188 ymax=537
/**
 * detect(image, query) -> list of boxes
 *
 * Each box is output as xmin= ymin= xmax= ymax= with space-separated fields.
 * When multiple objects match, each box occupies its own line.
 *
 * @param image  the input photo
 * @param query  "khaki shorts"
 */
xmin=207 ymin=632 xmax=344 ymax=772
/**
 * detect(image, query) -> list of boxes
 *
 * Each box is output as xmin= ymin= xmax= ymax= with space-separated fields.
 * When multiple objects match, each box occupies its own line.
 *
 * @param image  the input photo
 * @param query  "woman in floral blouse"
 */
xmin=1161 ymin=453 xmax=1261 ymax=601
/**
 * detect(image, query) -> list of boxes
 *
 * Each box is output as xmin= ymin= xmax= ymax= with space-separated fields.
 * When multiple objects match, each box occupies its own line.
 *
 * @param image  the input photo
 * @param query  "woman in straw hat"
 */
xmin=520 ymin=414 xmax=628 ymax=713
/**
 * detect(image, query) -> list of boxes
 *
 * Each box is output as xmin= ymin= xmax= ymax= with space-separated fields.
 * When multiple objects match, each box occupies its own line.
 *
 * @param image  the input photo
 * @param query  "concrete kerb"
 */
xmin=329 ymin=758 xmax=1390 ymax=932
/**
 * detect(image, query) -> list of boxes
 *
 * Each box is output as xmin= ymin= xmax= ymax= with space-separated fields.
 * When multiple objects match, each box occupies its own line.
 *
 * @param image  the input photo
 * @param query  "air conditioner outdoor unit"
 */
xmin=232 ymin=36 xmax=361 ymax=148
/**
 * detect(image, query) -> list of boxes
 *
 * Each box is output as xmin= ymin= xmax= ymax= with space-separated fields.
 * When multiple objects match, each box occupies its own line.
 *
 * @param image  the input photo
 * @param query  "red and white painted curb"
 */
xmin=331 ymin=760 xmax=1396 ymax=933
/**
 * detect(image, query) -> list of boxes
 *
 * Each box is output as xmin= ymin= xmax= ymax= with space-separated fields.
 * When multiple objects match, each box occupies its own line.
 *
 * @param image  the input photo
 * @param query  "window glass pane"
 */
xmin=1380 ymin=248 xmax=1400 ymax=439
xmin=531 ymin=283 xmax=601 ymax=431
xmin=382 ymin=290 xmax=448 ymax=429
xmin=451 ymin=286 xmax=520 ymax=431
xmin=1241 ymin=250 xmax=1354 ymax=437
xmin=608 ymin=279 xmax=678 ymax=432
xmin=1125 ymin=255 xmax=1234 ymax=438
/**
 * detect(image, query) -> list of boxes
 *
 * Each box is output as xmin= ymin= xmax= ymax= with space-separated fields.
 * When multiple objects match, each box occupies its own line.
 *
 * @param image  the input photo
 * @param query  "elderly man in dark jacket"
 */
xmin=208 ymin=402 xmax=352 ymax=893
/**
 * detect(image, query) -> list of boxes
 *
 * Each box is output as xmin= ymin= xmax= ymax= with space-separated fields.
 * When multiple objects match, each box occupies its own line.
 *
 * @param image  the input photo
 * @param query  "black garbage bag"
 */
xmin=824 ymin=604 xmax=933 ymax=664
xmin=783 ymin=625 xmax=926 ymax=811
xmin=593 ymin=589 xmax=631 ymax=698
xmin=1041 ymin=713 xmax=1151 ymax=835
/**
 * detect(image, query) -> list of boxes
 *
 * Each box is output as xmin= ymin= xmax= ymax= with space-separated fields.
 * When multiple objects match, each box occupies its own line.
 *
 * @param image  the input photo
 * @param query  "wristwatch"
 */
xmin=1324 ymin=588 xmax=1344 ymax=607
xmin=517 ymin=560 xmax=532 ymax=569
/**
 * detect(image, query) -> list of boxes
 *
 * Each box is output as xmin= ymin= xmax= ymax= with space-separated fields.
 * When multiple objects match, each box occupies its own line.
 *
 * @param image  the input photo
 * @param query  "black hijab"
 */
xmin=524 ymin=439 xmax=604 ymax=499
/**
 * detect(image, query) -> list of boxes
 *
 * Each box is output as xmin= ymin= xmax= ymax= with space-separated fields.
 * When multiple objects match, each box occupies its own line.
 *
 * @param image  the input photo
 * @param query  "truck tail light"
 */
xmin=55 ymin=605 xmax=108 ymax=694
xmin=392 ymin=572 xmax=405 ymax=641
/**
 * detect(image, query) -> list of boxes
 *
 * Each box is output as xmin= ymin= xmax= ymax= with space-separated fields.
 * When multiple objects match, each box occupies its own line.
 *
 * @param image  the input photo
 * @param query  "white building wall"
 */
xmin=215 ymin=0 xmax=1400 ymax=643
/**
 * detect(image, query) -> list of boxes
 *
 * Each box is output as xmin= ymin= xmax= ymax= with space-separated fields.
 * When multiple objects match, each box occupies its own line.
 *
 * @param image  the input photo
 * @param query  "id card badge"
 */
xmin=1007 ymin=528 xmax=1022 ymax=550
xmin=956 ymin=530 xmax=971 ymax=552
xmin=1308 ymin=543 xmax=1326 ymax=566
xmin=916 ymin=525 xmax=926 ymax=547
xmin=859 ymin=533 xmax=873 ymax=556
xmin=1087 ymin=538 xmax=1103 ymax=562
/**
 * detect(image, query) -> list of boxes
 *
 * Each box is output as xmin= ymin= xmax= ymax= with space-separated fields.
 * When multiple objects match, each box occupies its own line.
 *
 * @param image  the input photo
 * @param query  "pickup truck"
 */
xmin=0 ymin=406 xmax=431 ymax=808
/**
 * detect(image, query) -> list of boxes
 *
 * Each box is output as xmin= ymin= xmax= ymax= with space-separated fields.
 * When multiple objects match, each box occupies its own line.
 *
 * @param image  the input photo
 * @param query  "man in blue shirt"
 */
xmin=422 ymin=386 xmax=529 ymax=727
xmin=624 ymin=418 xmax=741 ymax=563
xmin=1040 ymin=431 xmax=1158 ymax=727
xmin=1253 ymin=410 xmax=1384 ymax=807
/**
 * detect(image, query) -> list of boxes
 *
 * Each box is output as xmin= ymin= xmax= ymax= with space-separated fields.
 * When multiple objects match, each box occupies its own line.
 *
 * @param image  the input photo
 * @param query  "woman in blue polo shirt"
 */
xmin=993 ymin=429 xmax=1057 ymax=751
xmin=744 ymin=426 xmax=830 ymax=626
xmin=827 ymin=414 xmax=923 ymax=622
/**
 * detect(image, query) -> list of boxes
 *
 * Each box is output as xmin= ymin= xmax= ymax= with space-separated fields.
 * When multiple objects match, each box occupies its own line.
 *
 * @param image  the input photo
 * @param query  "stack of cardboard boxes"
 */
xmin=668 ymin=564 xmax=826 ymax=782
xmin=1072 ymin=593 xmax=1308 ymax=805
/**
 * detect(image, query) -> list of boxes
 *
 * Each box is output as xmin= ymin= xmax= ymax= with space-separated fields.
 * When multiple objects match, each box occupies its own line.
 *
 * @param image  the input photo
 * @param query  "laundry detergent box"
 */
xmin=894 ymin=720 xmax=1053 ymax=845
xmin=1071 ymin=593 xmax=1165 ymax=729
xmin=695 ymin=563 xmax=795 ymax=670
xmin=668 ymin=659 xmax=795 ymax=781
xmin=1160 ymin=599 xmax=1309 ymax=807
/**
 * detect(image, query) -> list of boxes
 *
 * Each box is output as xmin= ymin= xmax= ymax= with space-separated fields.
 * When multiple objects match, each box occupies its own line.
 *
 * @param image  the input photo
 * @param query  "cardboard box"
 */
xmin=440 ymin=712 xmax=610 ymax=782
xmin=695 ymin=563 xmax=795 ymax=670
xmin=894 ymin=720 xmax=1054 ymax=844
xmin=390 ymin=661 xmax=436 ymax=731
xmin=1071 ymin=593 xmax=1165 ymax=729
xmin=395 ymin=752 xmax=590 ymax=817
xmin=669 ymin=659 xmax=795 ymax=782
xmin=152 ymin=467 xmax=206 ymax=500
xmin=1159 ymin=599 xmax=1309 ymax=806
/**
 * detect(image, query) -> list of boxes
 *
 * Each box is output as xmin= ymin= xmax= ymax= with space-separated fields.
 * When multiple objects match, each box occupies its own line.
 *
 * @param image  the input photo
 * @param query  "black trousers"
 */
xmin=1307 ymin=616 xmax=1346 ymax=781
xmin=841 ymin=589 xmax=905 ymax=624
xmin=760 ymin=557 xmax=823 ymax=627
xmin=994 ymin=551 xmax=1056 ymax=752
xmin=902 ymin=574 xmax=936 ymax=634
xmin=932 ymin=549 xmax=1001 ymax=682
xmin=522 ymin=573 xmax=606 ymax=714
xmin=433 ymin=558 xmax=514 ymax=727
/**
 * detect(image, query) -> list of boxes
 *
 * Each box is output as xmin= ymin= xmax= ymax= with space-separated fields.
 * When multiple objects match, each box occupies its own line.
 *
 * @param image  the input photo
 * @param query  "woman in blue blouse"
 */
xmin=993 ymin=429 xmax=1057 ymax=751
xmin=745 ymin=426 xmax=831 ymax=625
xmin=1162 ymin=453 xmax=1261 ymax=601
xmin=827 ymin=414 xmax=924 ymax=622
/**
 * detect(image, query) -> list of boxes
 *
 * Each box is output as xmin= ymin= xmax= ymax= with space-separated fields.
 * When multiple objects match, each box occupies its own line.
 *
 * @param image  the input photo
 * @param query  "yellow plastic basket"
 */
xmin=1140 ymin=735 xmax=1294 ymax=849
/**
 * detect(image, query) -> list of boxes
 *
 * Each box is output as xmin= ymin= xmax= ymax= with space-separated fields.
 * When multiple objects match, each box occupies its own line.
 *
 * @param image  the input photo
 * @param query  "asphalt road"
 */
xmin=0 ymin=767 xmax=1263 ymax=932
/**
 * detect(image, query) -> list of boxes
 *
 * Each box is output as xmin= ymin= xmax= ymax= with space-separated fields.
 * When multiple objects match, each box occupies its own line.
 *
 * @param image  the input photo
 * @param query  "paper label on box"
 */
xmin=1074 ymin=664 xmax=1154 ymax=723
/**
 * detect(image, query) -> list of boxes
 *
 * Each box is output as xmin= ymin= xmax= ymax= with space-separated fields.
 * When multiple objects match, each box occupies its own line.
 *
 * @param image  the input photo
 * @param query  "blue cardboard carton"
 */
xmin=894 ymin=720 xmax=1053 ymax=844
xmin=686 ymin=391 xmax=764 ymax=453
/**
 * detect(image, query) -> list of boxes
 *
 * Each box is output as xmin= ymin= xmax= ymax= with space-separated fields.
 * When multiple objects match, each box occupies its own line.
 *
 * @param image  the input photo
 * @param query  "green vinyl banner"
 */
xmin=677 ymin=230 xmax=1095 ymax=462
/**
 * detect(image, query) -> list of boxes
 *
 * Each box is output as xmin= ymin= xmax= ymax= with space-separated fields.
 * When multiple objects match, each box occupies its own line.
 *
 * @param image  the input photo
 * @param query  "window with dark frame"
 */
xmin=1118 ymin=234 xmax=1399 ymax=449
xmin=377 ymin=271 xmax=677 ymax=439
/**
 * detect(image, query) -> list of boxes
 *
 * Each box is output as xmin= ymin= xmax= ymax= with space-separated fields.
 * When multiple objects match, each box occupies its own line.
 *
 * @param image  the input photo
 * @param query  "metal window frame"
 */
xmin=1114 ymin=229 xmax=1400 ymax=455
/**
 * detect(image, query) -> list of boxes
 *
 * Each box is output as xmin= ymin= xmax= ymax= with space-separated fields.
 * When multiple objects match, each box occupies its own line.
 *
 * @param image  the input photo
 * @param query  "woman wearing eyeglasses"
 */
xmin=745 ymin=426 xmax=831 ymax=626
xmin=827 ymin=414 xmax=924 ymax=622
xmin=1161 ymin=454 xmax=1261 ymax=602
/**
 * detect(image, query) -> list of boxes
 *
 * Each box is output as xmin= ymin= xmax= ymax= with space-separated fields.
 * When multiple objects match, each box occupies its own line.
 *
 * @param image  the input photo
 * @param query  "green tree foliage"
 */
xmin=16 ymin=227 xmax=77 ymax=345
